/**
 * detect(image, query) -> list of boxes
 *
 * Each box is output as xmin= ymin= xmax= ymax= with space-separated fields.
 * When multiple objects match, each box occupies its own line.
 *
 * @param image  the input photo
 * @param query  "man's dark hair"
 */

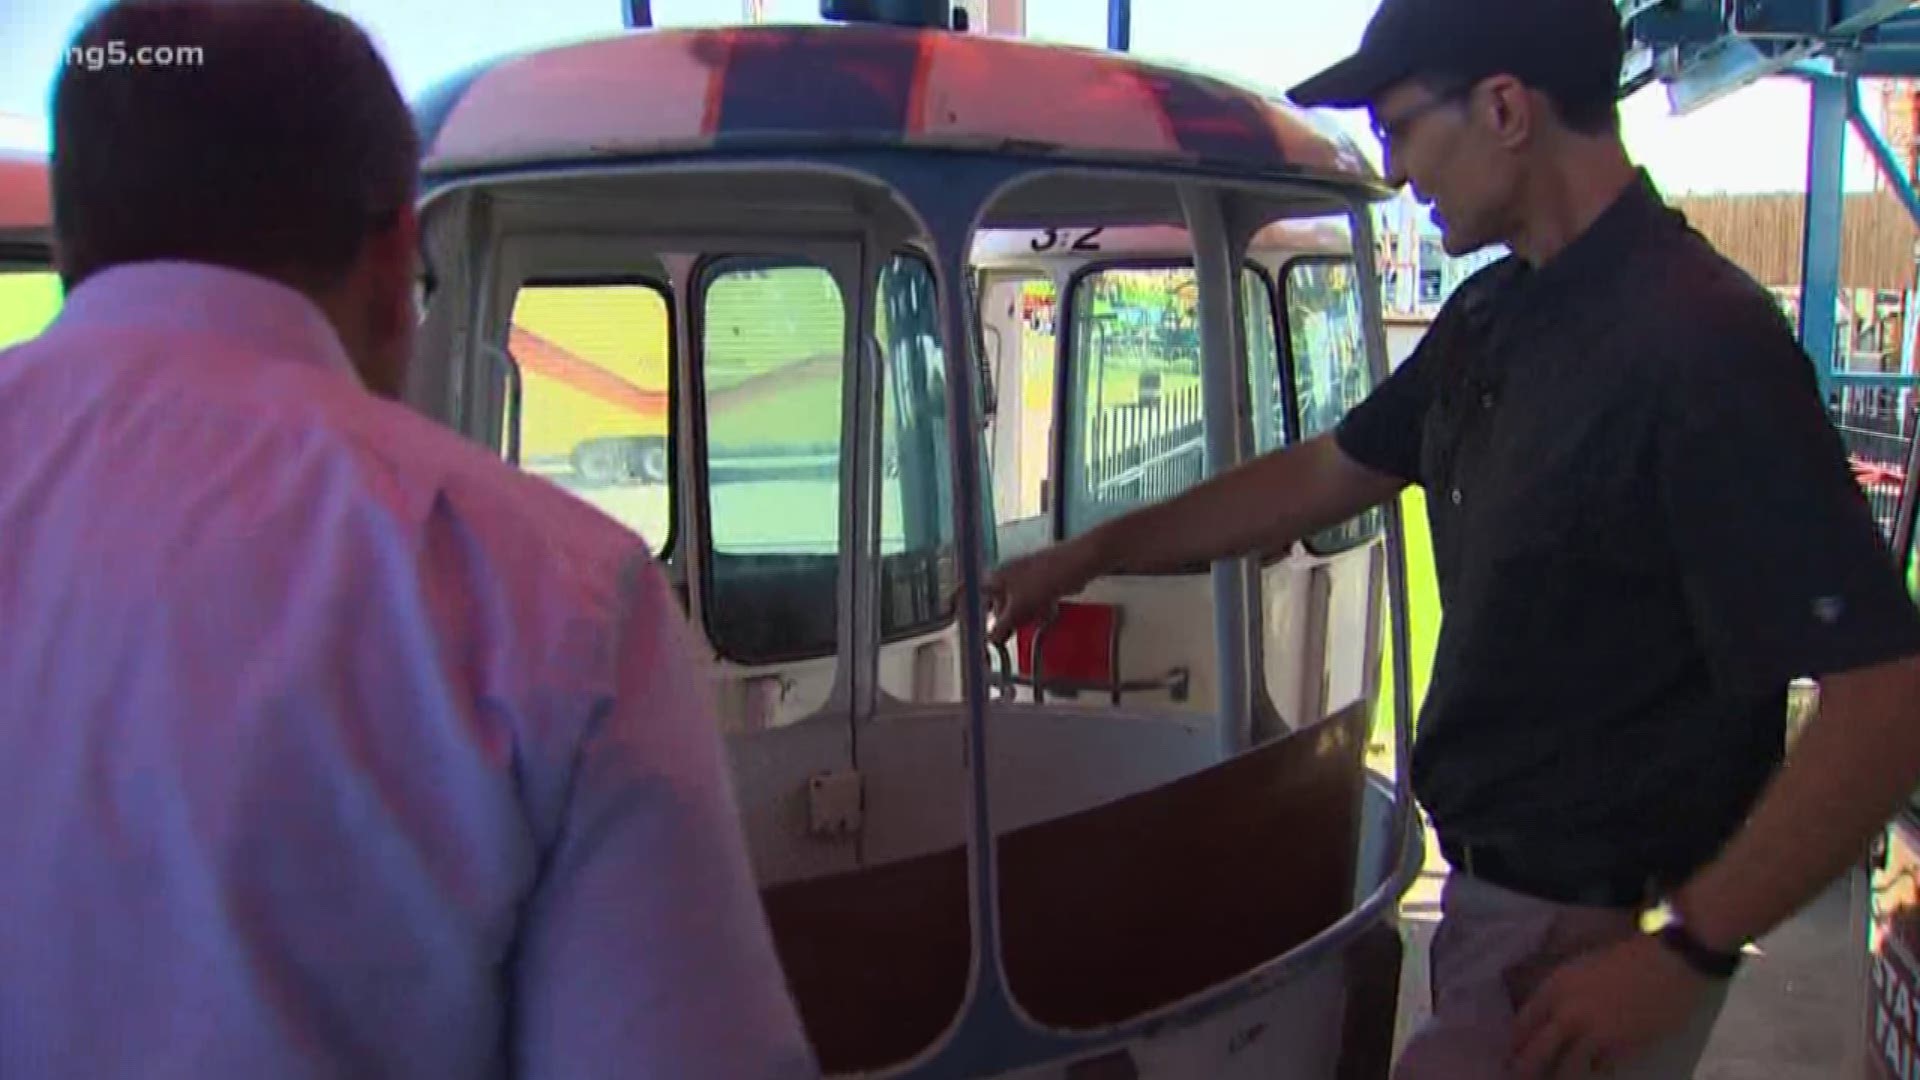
xmin=50 ymin=0 xmax=418 ymax=291
xmin=1526 ymin=79 xmax=1621 ymax=137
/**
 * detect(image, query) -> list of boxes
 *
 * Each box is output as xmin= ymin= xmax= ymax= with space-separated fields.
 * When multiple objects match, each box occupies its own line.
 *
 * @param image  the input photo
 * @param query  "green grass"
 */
xmin=1368 ymin=491 xmax=1918 ymax=761
xmin=1371 ymin=488 xmax=1441 ymax=755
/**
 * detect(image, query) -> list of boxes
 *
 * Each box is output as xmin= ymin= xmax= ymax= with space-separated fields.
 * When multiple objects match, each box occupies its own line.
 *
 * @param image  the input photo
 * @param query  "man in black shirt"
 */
xmin=985 ymin=0 xmax=1920 ymax=1074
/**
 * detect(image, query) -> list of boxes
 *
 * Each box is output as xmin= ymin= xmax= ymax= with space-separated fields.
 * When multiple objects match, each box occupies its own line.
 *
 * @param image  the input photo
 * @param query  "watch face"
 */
xmin=1640 ymin=900 xmax=1676 ymax=935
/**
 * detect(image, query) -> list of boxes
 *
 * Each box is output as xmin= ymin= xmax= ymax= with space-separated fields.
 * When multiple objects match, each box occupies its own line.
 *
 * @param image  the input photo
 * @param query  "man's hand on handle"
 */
xmin=978 ymin=436 xmax=1406 ymax=647
xmin=983 ymin=534 xmax=1106 ymax=645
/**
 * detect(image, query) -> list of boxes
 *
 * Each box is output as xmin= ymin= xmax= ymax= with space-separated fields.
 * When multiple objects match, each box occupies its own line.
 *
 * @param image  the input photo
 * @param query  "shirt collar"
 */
xmin=52 ymin=260 xmax=363 ymax=386
xmin=1510 ymin=169 xmax=1677 ymax=302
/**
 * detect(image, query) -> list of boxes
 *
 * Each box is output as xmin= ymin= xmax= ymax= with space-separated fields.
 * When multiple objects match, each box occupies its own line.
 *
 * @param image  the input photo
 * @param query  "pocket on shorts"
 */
xmin=1431 ymin=877 xmax=1559 ymax=1018
xmin=1501 ymin=904 xmax=1642 ymax=1012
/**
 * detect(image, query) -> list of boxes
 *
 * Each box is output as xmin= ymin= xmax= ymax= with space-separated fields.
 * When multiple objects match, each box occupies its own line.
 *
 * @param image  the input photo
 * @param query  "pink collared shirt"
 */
xmin=0 ymin=261 xmax=816 ymax=1079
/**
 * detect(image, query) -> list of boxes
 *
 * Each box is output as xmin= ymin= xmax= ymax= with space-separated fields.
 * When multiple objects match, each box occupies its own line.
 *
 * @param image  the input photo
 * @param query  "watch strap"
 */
xmin=1656 ymin=922 xmax=1742 ymax=980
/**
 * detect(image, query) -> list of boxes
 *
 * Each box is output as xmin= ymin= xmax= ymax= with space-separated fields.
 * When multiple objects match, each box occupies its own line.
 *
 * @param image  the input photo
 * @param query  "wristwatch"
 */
xmin=1646 ymin=902 xmax=1744 ymax=980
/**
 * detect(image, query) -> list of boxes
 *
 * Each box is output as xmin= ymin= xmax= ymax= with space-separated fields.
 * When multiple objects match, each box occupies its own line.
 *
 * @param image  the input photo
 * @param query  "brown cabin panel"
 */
xmin=759 ymin=844 xmax=972 ymax=1074
xmin=998 ymin=706 xmax=1367 ymax=1029
xmin=758 ymin=705 xmax=1370 ymax=1071
xmin=1335 ymin=920 xmax=1405 ymax=1080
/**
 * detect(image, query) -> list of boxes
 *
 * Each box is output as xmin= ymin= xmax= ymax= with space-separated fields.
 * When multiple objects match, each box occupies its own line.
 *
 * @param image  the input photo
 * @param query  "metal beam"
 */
xmin=1799 ymin=73 xmax=1849 ymax=403
xmin=1847 ymin=80 xmax=1920 ymax=231
xmin=1834 ymin=53 xmax=1920 ymax=75
xmin=1825 ymin=11 xmax=1920 ymax=74
xmin=1177 ymin=184 xmax=1252 ymax=761
xmin=622 ymin=0 xmax=651 ymax=28
xmin=1663 ymin=36 xmax=1814 ymax=115
xmin=1107 ymin=0 xmax=1129 ymax=51
xmin=1621 ymin=0 xmax=1920 ymax=98
xmin=1832 ymin=0 xmax=1920 ymax=38
xmin=1728 ymin=0 xmax=1828 ymax=38
xmin=1831 ymin=371 xmax=1920 ymax=387
xmin=1622 ymin=0 xmax=1920 ymax=39
xmin=1633 ymin=5 xmax=1730 ymax=46
xmin=1615 ymin=0 xmax=1668 ymax=22
xmin=1864 ymin=8 xmax=1920 ymax=44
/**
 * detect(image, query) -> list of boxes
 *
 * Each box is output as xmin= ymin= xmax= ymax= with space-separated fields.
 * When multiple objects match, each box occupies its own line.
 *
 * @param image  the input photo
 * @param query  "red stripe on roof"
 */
xmin=1126 ymin=64 xmax=1181 ymax=152
xmin=904 ymin=30 xmax=935 ymax=138
xmin=697 ymin=29 xmax=735 ymax=139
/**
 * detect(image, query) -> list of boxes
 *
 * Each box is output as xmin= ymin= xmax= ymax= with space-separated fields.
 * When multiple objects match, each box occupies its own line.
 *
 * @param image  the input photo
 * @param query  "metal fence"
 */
xmin=1087 ymin=382 xmax=1205 ymax=510
xmin=1077 ymin=373 xmax=1915 ymax=552
xmin=1833 ymin=385 xmax=1916 ymax=436
xmin=1831 ymin=396 xmax=1915 ymax=542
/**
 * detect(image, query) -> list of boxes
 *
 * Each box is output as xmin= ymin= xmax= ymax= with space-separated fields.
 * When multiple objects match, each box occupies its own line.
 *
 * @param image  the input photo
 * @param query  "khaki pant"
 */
xmin=1395 ymin=873 xmax=1731 ymax=1079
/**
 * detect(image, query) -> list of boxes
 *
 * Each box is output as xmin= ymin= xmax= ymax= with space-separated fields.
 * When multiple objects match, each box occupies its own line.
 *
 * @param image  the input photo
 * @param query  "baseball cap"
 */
xmin=1288 ymin=0 xmax=1627 ymax=111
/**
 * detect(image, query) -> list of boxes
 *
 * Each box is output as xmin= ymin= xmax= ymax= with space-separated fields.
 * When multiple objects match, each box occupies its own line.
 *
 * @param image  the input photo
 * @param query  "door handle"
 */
xmin=480 ymin=343 xmax=522 ymax=464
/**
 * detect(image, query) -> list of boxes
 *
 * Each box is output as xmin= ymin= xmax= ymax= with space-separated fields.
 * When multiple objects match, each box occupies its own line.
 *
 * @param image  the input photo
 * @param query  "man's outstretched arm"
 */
xmin=986 ymin=434 xmax=1409 ymax=641
xmin=511 ymin=554 xmax=818 ymax=1080
xmin=1097 ymin=433 xmax=1407 ymax=575
xmin=984 ymin=315 xmax=1442 ymax=644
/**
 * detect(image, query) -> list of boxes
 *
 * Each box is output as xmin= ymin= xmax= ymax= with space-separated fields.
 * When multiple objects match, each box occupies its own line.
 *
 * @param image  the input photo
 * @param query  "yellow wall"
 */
xmin=0 ymin=272 xmax=60 ymax=349
xmin=511 ymin=285 xmax=672 ymax=457
xmin=511 ymin=270 xmax=848 ymax=456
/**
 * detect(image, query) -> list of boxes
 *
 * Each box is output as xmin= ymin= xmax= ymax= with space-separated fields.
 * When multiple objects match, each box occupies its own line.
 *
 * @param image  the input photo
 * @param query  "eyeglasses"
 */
xmin=1370 ymin=86 xmax=1470 ymax=149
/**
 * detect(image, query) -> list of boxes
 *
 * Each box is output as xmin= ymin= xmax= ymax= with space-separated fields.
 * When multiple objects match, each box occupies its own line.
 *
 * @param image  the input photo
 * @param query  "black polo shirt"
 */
xmin=1339 ymin=171 xmax=1920 ymax=885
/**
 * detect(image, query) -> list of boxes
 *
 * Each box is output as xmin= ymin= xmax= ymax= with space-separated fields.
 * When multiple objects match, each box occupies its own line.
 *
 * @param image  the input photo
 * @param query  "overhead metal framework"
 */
xmin=1620 ymin=0 xmax=1920 ymax=111
xmin=1619 ymin=1 xmax=1920 ymax=401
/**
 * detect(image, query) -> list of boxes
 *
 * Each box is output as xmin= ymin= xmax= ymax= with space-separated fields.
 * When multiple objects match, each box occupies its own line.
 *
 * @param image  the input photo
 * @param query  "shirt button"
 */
xmin=1450 ymin=488 xmax=1463 ymax=505
xmin=1480 ymin=392 xmax=1496 ymax=409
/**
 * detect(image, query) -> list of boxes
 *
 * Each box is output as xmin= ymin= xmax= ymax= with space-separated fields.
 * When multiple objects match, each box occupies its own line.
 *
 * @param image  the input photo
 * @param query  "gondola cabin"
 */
xmin=0 ymin=11 xmax=1425 ymax=1076
xmin=968 ymin=218 xmax=1386 ymax=734
xmin=406 ymin=16 xmax=1424 ymax=1074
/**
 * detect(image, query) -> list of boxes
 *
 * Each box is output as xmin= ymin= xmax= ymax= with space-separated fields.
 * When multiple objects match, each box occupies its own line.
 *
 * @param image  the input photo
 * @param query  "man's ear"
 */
xmin=365 ymin=203 xmax=420 ymax=336
xmin=1474 ymin=74 xmax=1534 ymax=150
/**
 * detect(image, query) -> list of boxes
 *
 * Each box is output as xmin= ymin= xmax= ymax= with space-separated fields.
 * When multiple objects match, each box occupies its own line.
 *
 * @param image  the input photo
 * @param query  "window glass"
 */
xmin=701 ymin=259 xmax=846 ymax=663
xmin=877 ymin=255 xmax=956 ymax=639
xmin=0 ymin=270 xmax=60 ymax=349
xmin=1064 ymin=266 xmax=1206 ymax=538
xmin=981 ymin=275 xmax=1057 ymax=558
xmin=507 ymin=282 xmax=674 ymax=550
xmin=1284 ymin=257 xmax=1381 ymax=553
xmin=1242 ymin=267 xmax=1287 ymax=456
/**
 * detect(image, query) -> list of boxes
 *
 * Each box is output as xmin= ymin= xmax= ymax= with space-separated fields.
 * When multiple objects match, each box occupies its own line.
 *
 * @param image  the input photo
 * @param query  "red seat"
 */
xmin=1016 ymin=601 xmax=1116 ymax=688
xmin=1007 ymin=600 xmax=1188 ymax=705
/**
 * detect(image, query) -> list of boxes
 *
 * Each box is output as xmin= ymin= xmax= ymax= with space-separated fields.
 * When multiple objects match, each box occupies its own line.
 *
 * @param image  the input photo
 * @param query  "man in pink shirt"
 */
xmin=0 ymin=2 xmax=816 ymax=1077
